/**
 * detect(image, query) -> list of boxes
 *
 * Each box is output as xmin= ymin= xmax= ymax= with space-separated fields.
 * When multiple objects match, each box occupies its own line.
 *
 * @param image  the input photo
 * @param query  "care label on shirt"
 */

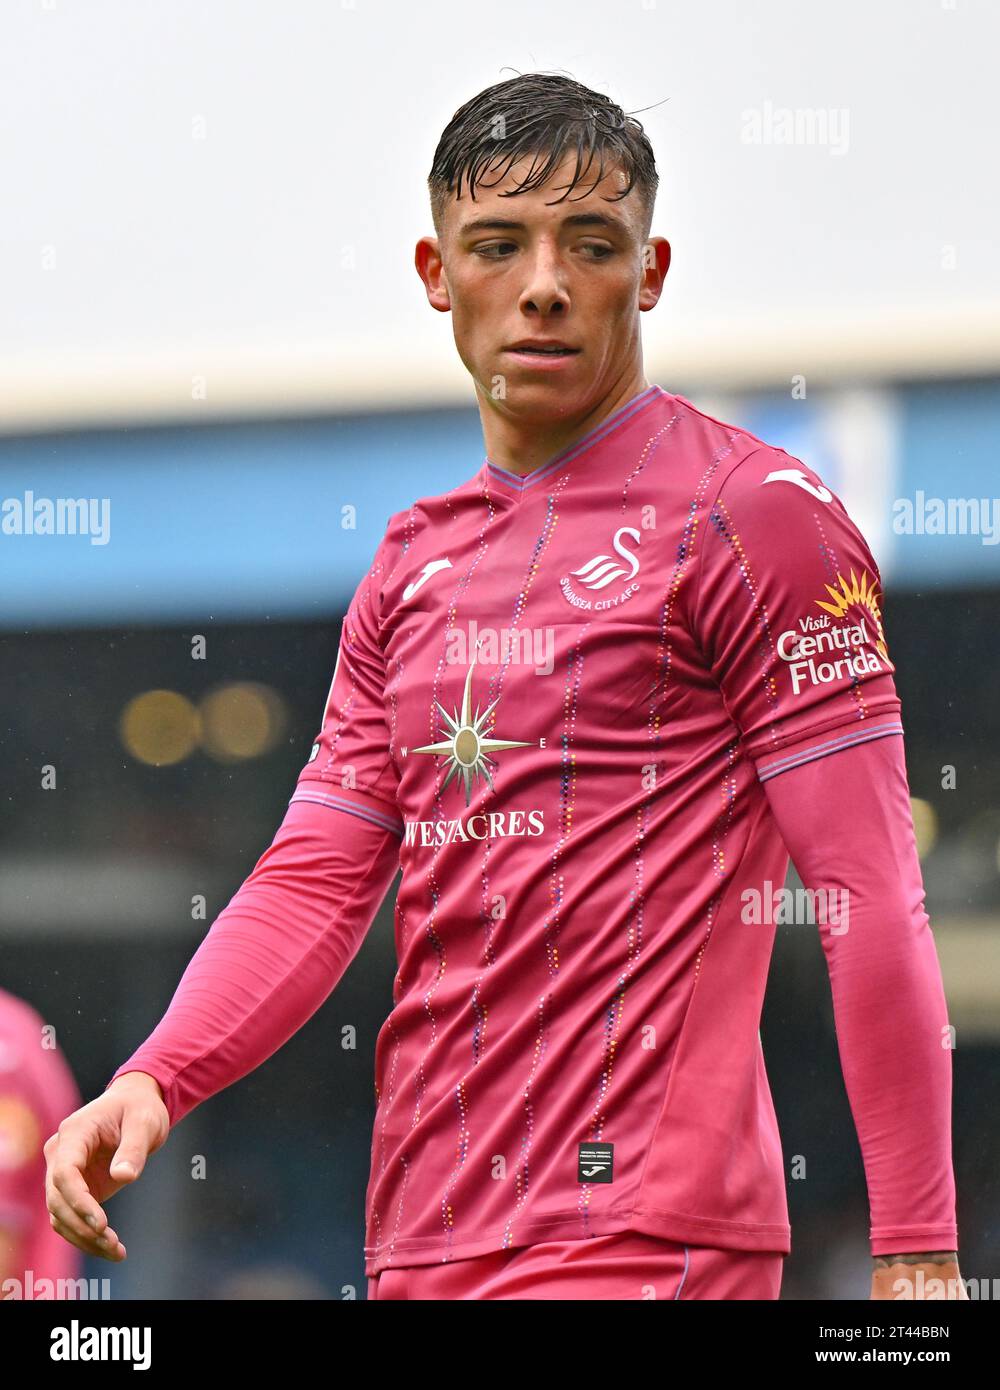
xmin=578 ymin=1142 xmax=614 ymax=1183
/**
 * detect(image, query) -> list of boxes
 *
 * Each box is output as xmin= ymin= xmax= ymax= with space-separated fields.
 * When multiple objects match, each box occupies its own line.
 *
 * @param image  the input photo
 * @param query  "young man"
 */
xmin=45 ymin=72 xmax=962 ymax=1301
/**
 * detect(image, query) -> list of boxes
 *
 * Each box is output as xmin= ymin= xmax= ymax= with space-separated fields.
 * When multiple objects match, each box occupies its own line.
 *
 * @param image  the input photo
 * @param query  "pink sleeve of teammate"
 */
xmin=106 ymin=797 xmax=400 ymax=1128
xmin=760 ymin=733 xmax=958 ymax=1257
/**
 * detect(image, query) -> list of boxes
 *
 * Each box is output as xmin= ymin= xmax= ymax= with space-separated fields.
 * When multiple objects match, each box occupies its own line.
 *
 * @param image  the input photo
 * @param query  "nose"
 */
xmin=517 ymin=239 xmax=569 ymax=317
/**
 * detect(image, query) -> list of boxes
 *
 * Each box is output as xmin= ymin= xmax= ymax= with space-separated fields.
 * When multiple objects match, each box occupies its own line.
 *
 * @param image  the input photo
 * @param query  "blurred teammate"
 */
xmin=45 ymin=73 xmax=964 ymax=1300
xmin=1 ymin=988 xmax=83 ymax=1297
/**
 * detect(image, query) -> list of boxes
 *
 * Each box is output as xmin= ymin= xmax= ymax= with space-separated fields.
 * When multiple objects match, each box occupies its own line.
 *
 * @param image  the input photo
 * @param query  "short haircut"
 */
xmin=428 ymin=71 xmax=659 ymax=240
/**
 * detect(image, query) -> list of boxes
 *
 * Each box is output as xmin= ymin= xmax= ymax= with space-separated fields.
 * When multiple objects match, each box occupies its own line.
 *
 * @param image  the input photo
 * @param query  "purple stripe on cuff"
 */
xmin=289 ymin=789 xmax=403 ymax=837
xmin=757 ymin=722 xmax=904 ymax=782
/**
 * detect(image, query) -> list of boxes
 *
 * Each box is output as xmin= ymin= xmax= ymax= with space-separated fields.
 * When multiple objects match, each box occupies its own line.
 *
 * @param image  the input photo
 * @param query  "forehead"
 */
xmin=443 ymin=151 xmax=640 ymax=236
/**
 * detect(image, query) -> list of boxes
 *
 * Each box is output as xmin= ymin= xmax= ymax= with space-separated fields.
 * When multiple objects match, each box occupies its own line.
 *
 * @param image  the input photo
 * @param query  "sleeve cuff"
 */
xmin=871 ymin=1226 xmax=959 ymax=1257
xmin=754 ymin=718 xmax=904 ymax=783
xmin=289 ymin=782 xmax=403 ymax=838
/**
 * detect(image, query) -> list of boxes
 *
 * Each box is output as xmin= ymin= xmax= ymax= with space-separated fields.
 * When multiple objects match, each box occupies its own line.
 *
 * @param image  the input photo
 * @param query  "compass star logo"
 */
xmin=412 ymin=639 xmax=534 ymax=805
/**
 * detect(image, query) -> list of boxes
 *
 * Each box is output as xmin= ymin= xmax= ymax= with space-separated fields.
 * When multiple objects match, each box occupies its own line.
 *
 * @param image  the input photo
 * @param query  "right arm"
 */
xmin=46 ymin=518 xmax=406 ymax=1262
xmin=116 ymin=512 xmax=405 ymax=1129
xmin=104 ymin=796 xmax=400 ymax=1129
xmin=45 ymin=799 xmax=400 ymax=1262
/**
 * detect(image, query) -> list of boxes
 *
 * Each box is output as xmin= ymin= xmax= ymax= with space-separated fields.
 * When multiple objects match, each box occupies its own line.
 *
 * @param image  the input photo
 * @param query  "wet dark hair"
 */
xmin=428 ymin=71 xmax=659 ymax=240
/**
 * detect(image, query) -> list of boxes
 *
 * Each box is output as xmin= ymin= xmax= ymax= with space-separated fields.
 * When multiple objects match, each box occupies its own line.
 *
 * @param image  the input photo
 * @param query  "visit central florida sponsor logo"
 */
xmin=779 ymin=569 xmax=894 ymax=695
xmin=400 ymin=637 xmax=543 ymax=845
xmin=559 ymin=525 xmax=641 ymax=611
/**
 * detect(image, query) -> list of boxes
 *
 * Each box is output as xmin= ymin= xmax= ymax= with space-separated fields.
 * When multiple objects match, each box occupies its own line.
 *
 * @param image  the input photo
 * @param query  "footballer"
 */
xmin=45 ymin=72 xmax=963 ymax=1301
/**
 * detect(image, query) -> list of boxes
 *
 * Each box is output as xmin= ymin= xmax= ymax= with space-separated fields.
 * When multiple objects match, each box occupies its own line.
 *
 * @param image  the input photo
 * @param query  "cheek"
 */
xmin=596 ymin=282 xmax=641 ymax=334
xmin=603 ymin=268 xmax=642 ymax=308
xmin=451 ymin=281 xmax=503 ymax=335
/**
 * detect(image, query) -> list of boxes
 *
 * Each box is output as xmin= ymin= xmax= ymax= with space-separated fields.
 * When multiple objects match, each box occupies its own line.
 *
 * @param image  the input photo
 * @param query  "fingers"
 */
xmin=44 ymin=1131 xmax=109 ymax=1245
xmin=44 ymin=1087 xmax=166 ymax=1261
xmin=49 ymin=1211 xmax=126 ymax=1262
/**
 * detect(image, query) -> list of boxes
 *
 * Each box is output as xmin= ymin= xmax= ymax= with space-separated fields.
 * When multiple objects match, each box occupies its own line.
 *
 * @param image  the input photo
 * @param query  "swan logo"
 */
xmin=559 ymin=526 xmax=641 ymax=612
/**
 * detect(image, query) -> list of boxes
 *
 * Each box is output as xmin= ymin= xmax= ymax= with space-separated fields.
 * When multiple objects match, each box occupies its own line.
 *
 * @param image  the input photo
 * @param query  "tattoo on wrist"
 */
xmin=873 ymin=1251 xmax=957 ymax=1269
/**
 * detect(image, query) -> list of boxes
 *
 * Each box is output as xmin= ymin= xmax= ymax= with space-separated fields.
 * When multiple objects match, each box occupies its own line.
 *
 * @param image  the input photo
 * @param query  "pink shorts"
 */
xmin=366 ymin=1230 xmax=784 ymax=1300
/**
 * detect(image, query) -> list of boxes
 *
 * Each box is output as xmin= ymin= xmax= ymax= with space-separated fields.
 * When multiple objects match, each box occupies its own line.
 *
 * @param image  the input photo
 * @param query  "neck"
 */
xmin=478 ymin=367 xmax=650 ymax=478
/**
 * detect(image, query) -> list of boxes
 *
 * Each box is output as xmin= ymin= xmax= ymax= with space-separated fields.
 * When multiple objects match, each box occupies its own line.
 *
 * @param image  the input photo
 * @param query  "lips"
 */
xmin=505 ymin=342 xmax=581 ymax=356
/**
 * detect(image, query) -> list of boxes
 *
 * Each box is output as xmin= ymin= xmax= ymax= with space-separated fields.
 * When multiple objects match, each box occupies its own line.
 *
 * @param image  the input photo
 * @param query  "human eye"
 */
xmin=473 ymin=241 xmax=518 ymax=259
xmin=580 ymin=242 xmax=614 ymax=259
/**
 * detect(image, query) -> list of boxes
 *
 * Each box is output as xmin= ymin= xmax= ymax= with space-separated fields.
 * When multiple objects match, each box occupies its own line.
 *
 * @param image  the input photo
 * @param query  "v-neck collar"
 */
xmin=483 ymin=384 xmax=665 ymax=502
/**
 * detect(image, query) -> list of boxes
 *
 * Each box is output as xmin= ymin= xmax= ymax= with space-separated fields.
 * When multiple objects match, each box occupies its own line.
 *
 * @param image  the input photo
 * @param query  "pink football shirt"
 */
xmin=286 ymin=383 xmax=951 ymax=1271
xmin=107 ymin=382 xmax=956 ymax=1277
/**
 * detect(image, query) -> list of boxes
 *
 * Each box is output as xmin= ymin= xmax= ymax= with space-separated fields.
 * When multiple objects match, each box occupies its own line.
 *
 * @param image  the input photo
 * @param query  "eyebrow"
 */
xmin=458 ymin=211 xmax=631 ymax=238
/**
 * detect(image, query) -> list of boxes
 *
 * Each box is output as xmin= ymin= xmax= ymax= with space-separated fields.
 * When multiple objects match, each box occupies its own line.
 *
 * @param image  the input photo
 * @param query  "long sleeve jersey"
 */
xmin=108 ymin=384 xmax=958 ymax=1274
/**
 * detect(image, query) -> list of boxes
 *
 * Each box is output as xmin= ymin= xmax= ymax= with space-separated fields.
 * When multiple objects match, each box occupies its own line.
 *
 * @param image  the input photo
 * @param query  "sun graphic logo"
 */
xmin=814 ymin=569 xmax=891 ymax=664
xmin=412 ymin=638 xmax=535 ymax=805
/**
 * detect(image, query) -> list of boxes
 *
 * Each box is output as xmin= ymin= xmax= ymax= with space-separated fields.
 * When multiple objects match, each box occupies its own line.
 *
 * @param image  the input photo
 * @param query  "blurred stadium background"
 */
xmin=1 ymin=0 xmax=997 ymax=1300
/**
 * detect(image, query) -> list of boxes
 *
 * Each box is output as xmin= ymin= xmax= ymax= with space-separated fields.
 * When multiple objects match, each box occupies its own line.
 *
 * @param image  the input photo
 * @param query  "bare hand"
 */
xmin=44 ymin=1072 xmax=169 ymax=1262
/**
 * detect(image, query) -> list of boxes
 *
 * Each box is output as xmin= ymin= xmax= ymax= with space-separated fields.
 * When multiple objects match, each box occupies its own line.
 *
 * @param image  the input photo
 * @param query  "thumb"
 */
xmin=109 ymin=1112 xmax=155 ymax=1183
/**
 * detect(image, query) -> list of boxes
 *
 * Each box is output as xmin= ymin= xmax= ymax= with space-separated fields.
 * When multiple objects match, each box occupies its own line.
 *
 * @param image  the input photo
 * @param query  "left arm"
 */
xmin=687 ymin=442 xmax=964 ymax=1298
xmin=759 ymin=731 xmax=964 ymax=1299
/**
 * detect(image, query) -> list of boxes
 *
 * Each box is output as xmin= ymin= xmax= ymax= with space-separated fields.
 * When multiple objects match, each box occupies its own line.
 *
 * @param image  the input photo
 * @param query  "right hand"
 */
xmin=44 ymin=1071 xmax=170 ymax=1261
